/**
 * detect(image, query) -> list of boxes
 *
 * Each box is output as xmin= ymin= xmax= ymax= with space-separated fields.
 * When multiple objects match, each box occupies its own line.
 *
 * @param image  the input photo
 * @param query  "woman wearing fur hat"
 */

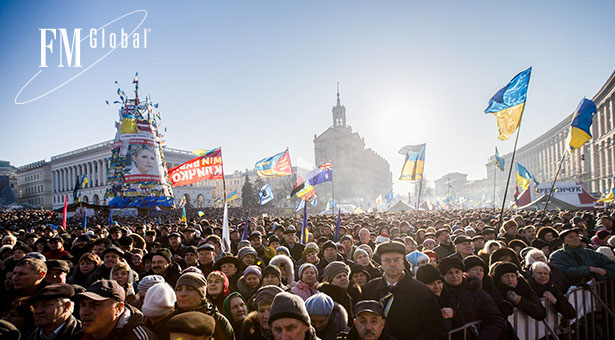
xmin=491 ymin=261 xmax=546 ymax=321
xmin=318 ymin=261 xmax=360 ymax=326
xmin=269 ymin=254 xmax=295 ymax=289
xmin=174 ymin=272 xmax=235 ymax=340
xmin=291 ymin=263 xmax=319 ymax=301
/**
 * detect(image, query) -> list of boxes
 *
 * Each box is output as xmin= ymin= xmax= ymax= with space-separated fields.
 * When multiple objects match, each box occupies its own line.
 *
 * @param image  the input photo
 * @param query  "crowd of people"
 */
xmin=0 ymin=207 xmax=614 ymax=340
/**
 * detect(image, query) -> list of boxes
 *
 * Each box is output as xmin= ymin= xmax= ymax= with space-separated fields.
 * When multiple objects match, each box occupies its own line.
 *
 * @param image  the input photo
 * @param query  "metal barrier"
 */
xmin=447 ymin=278 xmax=615 ymax=340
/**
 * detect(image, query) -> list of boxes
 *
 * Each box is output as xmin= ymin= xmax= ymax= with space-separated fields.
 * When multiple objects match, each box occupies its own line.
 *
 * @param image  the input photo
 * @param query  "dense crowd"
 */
xmin=0 ymin=207 xmax=614 ymax=340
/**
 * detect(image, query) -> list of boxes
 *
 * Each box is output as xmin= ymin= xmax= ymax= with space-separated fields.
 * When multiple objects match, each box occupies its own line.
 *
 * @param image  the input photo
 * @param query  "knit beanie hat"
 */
xmin=305 ymin=293 xmax=334 ymax=316
xmin=238 ymin=247 xmax=258 ymax=260
xmin=463 ymin=255 xmax=487 ymax=273
xmin=176 ymin=272 xmax=207 ymax=298
xmin=406 ymin=251 xmax=429 ymax=267
xmin=416 ymin=264 xmax=442 ymax=285
xmin=243 ymin=265 xmax=262 ymax=280
xmin=142 ymin=283 xmax=176 ymax=317
xmin=323 ymin=261 xmax=350 ymax=283
xmin=298 ymin=263 xmax=318 ymax=280
xmin=262 ymin=265 xmax=282 ymax=281
xmin=138 ymin=275 xmax=165 ymax=295
xmin=322 ymin=240 xmax=337 ymax=252
xmin=352 ymin=248 xmax=369 ymax=263
xmin=357 ymin=244 xmax=373 ymax=259
xmin=276 ymin=246 xmax=290 ymax=257
xmin=438 ymin=257 xmax=464 ymax=275
xmin=597 ymin=246 xmax=615 ymax=261
xmin=269 ymin=292 xmax=311 ymax=326
xmin=254 ymin=285 xmax=284 ymax=307
xmin=422 ymin=238 xmax=437 ymax=248
xmin=238 ymin=240 xmax=251 ymax=250
xmin=492 ymin=261 xmax=519 ymax=283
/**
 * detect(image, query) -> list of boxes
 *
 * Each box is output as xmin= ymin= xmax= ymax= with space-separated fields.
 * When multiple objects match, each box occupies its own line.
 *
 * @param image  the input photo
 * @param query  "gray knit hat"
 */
xmin=238 ymin=246 xmax=258 ymax=260
xmin=138 ymin=275 xmax=165 ymax=295
xmin=323 ymin=261 xmax=350 ymax=283
xmin=269 ymin=292 xmax=311 ymax=326
xmin=254 ymin=285 xmax=284 ymax=307
xmin=176 ymin=273 xmax=207 ymax=298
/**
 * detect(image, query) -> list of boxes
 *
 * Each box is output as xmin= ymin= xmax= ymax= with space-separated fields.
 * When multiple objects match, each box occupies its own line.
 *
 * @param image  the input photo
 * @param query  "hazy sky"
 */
xmin=1 ymin=0 xmax=613 ymax=195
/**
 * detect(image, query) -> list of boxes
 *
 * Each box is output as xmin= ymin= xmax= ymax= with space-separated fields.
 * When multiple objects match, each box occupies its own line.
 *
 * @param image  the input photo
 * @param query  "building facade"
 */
xmin=313 ymin=89 xmax=393 ymax=205
xmin=486 ymin=70 xmax=615 ymax=203
xmin=13 ymin=141 xmax=213 ymax=210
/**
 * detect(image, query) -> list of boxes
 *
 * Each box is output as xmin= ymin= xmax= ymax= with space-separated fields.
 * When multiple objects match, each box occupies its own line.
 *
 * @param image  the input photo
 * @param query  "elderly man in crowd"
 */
xmin=550 ymin=228 xmax=615 ymax=284
xmin=28 ymin=283 xmax=81 ymax=340
xmin=337 ymin=300 xmax=396 ymax=340
xmin=269 ymin=292 xmax=319 ymax=340
xmin=362 ymin=241 xmax=446 ymax=340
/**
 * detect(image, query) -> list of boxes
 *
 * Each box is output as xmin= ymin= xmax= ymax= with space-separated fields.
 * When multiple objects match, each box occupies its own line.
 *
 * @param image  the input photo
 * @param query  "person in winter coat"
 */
xmin=70 ymin=279 xmax=157 ymax=340
xmin=213 ymin=255 xmax=242 ymax=292
xmin=524 ymin=248 xmax=570 ymax=292
xmin=352 ymin=249 xmax=381 ymax=279
xmin=174 ymin=272 xmax=235 ymax=340
xmin=438 ymin=257 xmax=505 ymax=340
xmin=223 ymin=292 xmax=249 ymax=336
xmin=142 ymin=282 xmax=176 ymax=340
xmin=305 ymin=293 xmax=348 ymax=340
xmin=206 ymin=270 xmax=231 ymax=313
xmin=491 ymin=261 xmax=547 ymax=321
xmin=241 ymin=285 xmax=285 ymax=340
xmin=318 ymin=261 xmax=361 ymax=326
xmin=549 ymin=228 xmax=615 ymax=284
xmin=362 ymin=241 xmax=447 ymax=340
xmin=67 ymin=252 xmax=101 ymax=287
xmin=238 ymin=265 xmax=263 ymax=304
xmin=27 ymin=283 xmax=82 ymax=340
xmin=528 ymin=261 xmax=576 ymax=320
xmin=336 ymin=300 xmax=398 ymax=340
xmin=269 ymin=254 xmax=296 ymax=289
xmin=269 ymin=292 xmax=320 ymax=340
xmin=462 ymin=255 xmax=512 ymax=316
xmin=291 ymin=263 xmax=319 ymax=301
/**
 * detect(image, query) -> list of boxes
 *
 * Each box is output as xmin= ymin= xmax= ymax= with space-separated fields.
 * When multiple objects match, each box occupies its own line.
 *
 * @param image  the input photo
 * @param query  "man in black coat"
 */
xmin=362 ymin=241 xmax=447 ymax=340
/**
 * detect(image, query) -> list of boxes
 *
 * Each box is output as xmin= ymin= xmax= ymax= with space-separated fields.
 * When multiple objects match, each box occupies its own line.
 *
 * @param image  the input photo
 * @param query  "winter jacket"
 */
xmin=241 ymin=311 xmax=272 ymax=340
xmin=442 ymin=277 xmax=505 ymax=340
xmin=67 ymin=267 xmax=93 ymax=287
xmin=315 ymin=302 xmax=349 ymax=340
xmin=495 ymin=276 xmax=546 ymax=321
xmin=69 ymin=304 xmax=157 ymax=340
xmin=550 ymin=245 xmax=615 ymax=284
xmin=145 ymin=262 xmax=182 ymax=287
xmin=362 ymin=273 xmax=447 ymax=340
xmin=291 ymin=280 xmax=319 ymax=301
xmin=174 ymin=299 xmax=235 ymax=340
xmin=433 ymin=243 xmax=456 ymax=260
xmin=237 ymin=276 xmax=260 ymax=304
xmin=529 ymin=278 xmax=576 ymax=319
xmin=85 ymin=264 xmax=112 ymax=287
xmin=282 ymin=241 xmax=305 ymax=262
xmin=28 ymin=314 xmax=81 ymax=340
xmin=318 ymin=282 xmax=360 ymax=326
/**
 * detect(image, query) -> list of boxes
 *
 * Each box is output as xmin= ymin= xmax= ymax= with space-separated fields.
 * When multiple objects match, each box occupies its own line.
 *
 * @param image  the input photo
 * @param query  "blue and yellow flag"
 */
xmin=495 ymin=147 xmax=505 ymax=172
xmin=255 ymin=149 xmax=293 ymax=178
xmin=485 ymin=67 xmax=532 ymax=141
xmin=198 ymin=211 xmax=205 ymax=217
xmin=214 ymin=197 xmax=222 ymax=205
xmin=399 ymin=144 xmax=426 ymax=181
xmin=516 ymin=163 xmax=536 ymax=190
xmin=181 ymin=206 xmax=187 ymax=222
xmin=568 ymin=98 xmax=597 ymax=152
xmin=227 ymin=190 xmax=238 ymax=202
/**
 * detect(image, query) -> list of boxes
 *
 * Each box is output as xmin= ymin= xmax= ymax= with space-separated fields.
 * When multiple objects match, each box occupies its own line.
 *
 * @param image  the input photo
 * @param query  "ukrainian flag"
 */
xmin=255 ymin=149 xmax=293 ymax=178
xmin=399 ymin=144 xmax=426 ymax=181
xmin=214 ymin=197 xmax=222 ymax=205
xmin=568 ymin=98 xmax=597 ymax=152
xmin=485 ymin=67 xmax=532 ymax=141
xmin=516 ymin=163 xmax=535 ymax=190
xmin=227 ymin=190 xmax=238 ymax=202
xmin=495 ymin=147 xmax=505 ymax=172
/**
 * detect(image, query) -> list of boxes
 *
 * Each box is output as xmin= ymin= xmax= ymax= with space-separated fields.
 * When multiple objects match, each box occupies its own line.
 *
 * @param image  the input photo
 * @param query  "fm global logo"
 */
xmin=15 ymin=10 xmax=150 ymax=104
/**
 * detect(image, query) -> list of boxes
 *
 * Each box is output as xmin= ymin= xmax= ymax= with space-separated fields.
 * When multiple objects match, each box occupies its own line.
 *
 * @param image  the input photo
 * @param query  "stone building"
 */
xmin=16 ymin=160 xmax=52 ymax=208
xmin=313 ymin=88 xmax=393 ymax=205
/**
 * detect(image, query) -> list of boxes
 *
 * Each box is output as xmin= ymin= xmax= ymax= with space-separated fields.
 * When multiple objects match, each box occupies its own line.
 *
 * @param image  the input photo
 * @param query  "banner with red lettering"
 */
xmin=168 ymin=147 xmax=224 ymax=187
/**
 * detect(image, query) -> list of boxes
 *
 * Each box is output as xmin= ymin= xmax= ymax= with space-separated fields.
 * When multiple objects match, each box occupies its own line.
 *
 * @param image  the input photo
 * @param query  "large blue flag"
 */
xmin=333 ymin=208 xmax=341 ymax=242
xmin=241 ymin=212 xmax=249 ymax=241
xmin=568 ymin=98 xmax=597 ymax=152
xmin=485 ymin=67 xmax=532 ymax=141
xmin=259 ymin=183 xmax=274 ymax=205
xmin=82 ymin=212 xmax=87 ymax=229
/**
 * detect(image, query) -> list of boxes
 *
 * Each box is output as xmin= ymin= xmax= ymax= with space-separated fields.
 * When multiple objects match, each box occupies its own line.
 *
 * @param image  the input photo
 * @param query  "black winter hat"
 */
xmin=463 ymin=255 xmax=487 ymax=272
xmin=438 ymin=257 xmax=464 ymax=275
xmin=269 ymin=292 xmax=311 ymax=326
xmin=416 ymin=264 xmax=442 ymax=284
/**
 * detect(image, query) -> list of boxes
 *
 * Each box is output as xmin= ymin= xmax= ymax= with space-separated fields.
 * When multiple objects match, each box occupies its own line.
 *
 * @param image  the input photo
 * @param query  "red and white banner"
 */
xmin=168 ymin=147 xmax=223 ymax=187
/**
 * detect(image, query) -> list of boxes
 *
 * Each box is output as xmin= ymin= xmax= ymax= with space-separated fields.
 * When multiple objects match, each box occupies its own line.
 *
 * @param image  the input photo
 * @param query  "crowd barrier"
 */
xmin=448 ymin=278 xmax=615 ymax=340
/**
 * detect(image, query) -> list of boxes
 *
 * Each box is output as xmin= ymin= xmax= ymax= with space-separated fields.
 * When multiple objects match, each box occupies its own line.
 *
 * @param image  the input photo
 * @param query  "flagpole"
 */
xmin=499 ymin=122 xmax=523 ymax=229
xmin=416 ymin=176 xmax=424 ymax=211
xmin=493 ymin=162 xmax=497 ymax=211
xmin=541 ymin=151 xmax=568 ymax=216
xmin=331 ymin=177 xmax=335 ymax=216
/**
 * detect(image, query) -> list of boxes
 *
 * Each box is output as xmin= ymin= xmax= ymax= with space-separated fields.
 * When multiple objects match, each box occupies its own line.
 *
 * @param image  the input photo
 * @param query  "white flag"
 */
xmin=221 ymin=202 xmax=231 ymax=253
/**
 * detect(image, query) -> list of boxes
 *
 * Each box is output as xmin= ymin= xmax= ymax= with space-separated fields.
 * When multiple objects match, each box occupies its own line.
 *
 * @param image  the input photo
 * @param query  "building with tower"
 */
xmin=313 ymin=86 xmax=392 ymax=206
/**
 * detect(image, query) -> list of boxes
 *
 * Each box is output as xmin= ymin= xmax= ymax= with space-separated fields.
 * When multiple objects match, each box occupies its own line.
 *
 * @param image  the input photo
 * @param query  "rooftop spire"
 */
xmin=336 ymin=82 xmax=341 ymax=106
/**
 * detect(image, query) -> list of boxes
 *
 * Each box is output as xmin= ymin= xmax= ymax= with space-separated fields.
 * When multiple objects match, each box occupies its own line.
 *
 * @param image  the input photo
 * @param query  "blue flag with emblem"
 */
xmin=259 ymin=183 xmax=274 ymax=205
